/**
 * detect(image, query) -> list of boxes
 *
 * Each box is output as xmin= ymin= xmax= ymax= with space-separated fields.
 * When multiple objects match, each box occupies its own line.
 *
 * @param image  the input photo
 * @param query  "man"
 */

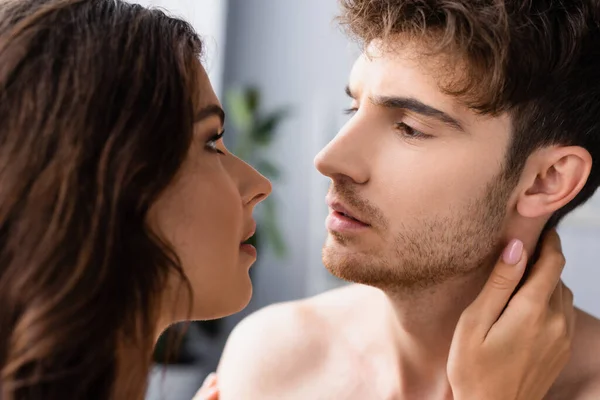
xmin=217 ymin=1 xmax=600 ymax=398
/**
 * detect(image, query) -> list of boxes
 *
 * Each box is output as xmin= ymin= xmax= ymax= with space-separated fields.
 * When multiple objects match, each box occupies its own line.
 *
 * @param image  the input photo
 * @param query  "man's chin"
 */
xmin=323 ymin=234 xmax=369 ymax=268
xmin=321 ymin=240 xmax=489 ymax=292
xmin=321 ymin=242 xmax=390 ymax=287
xmin=325 ymin=229 xmax=375 ymax=249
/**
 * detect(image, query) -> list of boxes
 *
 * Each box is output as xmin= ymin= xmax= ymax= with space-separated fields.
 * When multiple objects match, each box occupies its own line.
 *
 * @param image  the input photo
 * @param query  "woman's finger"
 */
xmin=559 ymin=282 xmax=576 ymax=340
xmin=192 ymin=387 xmax=219 ymax=400
xmin=518 ymin=229 xmax=565 ymax=304
xmin=563 ymin=284 xmax=577 ymax=339
xmin=192 ymin=373 xmax=219 ymax=400
xmin=461 ymin=239 xmax=527 ymax=336
xmin=549 ymin=278 xmax=564 ymax=312
xmin=202 ymin=373 xmax=218 ymax=389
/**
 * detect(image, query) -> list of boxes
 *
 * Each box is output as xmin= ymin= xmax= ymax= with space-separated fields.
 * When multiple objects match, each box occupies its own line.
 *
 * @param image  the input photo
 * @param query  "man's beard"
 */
xmin=322 ymin=172 xmax=514 ymax=292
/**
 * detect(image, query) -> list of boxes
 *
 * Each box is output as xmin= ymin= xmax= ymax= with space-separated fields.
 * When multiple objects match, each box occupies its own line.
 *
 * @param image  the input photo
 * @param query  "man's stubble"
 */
xmin=322 ymin=172 xmax=514 ymax=292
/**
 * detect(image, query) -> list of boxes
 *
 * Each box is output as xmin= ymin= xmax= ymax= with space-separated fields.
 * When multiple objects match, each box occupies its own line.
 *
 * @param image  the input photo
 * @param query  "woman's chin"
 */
xmin=193 ymin=278 xmax=253 ymax=321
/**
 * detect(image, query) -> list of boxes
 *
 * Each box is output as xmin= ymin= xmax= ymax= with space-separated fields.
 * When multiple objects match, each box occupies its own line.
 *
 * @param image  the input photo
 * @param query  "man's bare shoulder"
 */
xmin=549 ymin=308 xmax=600 ymax=400
xmin=216 ymin=284 xmax=383 ymax=399
xmin=218 ymin=283 xmax=381 ymax=365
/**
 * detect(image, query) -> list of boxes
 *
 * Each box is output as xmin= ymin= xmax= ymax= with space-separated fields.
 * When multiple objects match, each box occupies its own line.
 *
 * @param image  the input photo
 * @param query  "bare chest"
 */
xmin=281 ymin=339 xmax=402 ymax=400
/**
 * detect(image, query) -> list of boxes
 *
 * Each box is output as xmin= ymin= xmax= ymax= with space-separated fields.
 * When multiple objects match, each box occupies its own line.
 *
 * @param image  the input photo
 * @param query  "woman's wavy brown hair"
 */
xmin=0 ymin=0 xmax=202 ymax=398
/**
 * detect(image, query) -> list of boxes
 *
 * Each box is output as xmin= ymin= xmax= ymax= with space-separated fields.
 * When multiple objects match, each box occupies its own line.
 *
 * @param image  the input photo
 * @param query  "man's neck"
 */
xmin=382 ymin=266 xmax=493 ymax=397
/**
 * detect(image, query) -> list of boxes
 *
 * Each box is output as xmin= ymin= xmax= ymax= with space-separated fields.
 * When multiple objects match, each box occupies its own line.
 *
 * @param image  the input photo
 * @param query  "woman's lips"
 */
xmin=240 ymin=243 xmax=257 ymax=258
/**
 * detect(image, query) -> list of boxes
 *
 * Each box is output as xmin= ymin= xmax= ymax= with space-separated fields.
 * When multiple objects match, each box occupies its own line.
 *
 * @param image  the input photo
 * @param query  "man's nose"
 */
xmin=314 ymin=123 xmax=371 ymax=185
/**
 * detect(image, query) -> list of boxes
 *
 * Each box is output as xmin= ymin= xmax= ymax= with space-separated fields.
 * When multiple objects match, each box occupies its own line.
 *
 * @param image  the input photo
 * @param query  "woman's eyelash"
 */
xmin=206 ymin=131 xmax=225 ymax=155
xmin=343 ymin=107 xmax=358 ymax=115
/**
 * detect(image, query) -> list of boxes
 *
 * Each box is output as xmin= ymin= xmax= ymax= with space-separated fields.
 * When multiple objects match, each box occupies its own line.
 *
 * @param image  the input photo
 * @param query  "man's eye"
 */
xmin=395 ymin=122 xmax=431 ymax=139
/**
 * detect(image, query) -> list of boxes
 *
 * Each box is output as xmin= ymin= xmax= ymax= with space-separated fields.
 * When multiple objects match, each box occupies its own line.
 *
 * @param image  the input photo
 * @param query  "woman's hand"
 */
xmin=192 ymin=373 xmax=219 ymax=400
xmin=448 ymin=229 xmax=574 ymax=400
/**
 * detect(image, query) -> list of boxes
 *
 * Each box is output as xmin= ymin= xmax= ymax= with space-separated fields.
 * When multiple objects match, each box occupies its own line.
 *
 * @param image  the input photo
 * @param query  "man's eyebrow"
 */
xmin=194 ymin=104 xmax=225 ymax=127
xmin=371 ymin=95 xmax=465 ymax=132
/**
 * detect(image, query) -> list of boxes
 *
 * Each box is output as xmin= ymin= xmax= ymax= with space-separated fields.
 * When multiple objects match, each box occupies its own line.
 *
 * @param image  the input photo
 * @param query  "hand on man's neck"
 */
xmin=380 ymin=223 xmax=545 ymax=396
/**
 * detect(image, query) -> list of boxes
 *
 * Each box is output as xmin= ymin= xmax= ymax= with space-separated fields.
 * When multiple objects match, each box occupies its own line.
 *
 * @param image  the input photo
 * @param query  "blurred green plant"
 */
xmin=227 ymin=86 xmax=288 ymax=258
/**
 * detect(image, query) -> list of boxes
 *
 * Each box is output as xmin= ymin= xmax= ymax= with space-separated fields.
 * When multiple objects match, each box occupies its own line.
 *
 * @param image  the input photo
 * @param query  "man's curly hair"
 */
xmin=337 ymin=0 xmax=600 ymax=228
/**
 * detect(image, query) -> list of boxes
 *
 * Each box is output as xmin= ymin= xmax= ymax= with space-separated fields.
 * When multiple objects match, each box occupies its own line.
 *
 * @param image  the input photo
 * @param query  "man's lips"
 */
xmin=326 ymin=198 xmax=369 ymax=226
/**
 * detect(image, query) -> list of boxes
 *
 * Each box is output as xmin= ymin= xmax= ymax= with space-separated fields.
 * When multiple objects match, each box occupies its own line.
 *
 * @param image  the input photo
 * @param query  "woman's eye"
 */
xmin=395 ymin=122 xmax=430 ymax=139
xmin=343 ymin=107 xmax=358 ymax=115
xmin=205 ymin=132 xmax=225 ymax=155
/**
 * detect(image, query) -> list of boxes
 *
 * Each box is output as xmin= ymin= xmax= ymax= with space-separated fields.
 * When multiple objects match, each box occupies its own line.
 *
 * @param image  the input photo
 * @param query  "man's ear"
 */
xmin=516 ymin=146 xmax=592 ymax=218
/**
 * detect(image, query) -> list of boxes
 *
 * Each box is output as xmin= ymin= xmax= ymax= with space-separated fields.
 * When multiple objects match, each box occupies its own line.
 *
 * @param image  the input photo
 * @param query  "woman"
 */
xmin=0 ymin=1 xmax=573 ymax=399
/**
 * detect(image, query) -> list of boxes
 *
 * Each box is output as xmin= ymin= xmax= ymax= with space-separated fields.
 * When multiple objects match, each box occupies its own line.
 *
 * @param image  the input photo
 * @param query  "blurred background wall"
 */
xmin=132 ymin=1 xmax=600 ymax=398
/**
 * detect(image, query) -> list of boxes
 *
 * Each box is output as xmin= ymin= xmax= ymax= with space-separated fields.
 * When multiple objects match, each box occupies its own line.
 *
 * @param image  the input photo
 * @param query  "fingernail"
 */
xmin=204 ymin=372 xmax=217 ymax=384
xmin=207 ymin=388 xmax=219 ymax=399
xmin=503 ymin=239 xmax=523 ymax=265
